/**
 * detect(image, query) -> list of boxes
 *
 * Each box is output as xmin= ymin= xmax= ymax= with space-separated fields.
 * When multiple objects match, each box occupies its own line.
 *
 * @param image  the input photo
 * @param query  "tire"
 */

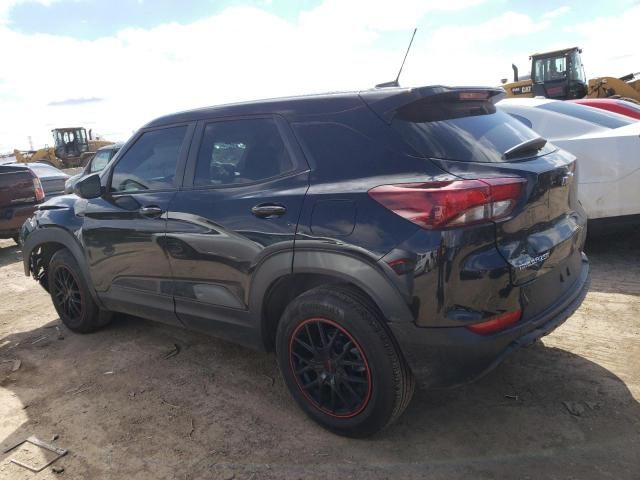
xmin=276 ymin=285 xmax=414 ymax=437
xmin=47 ymin=249 xmax=112 ymax=333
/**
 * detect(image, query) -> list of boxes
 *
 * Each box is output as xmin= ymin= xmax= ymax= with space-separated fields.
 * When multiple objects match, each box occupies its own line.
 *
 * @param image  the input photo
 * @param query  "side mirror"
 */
xmin=74 ymin=173 xmax=103 ymax=199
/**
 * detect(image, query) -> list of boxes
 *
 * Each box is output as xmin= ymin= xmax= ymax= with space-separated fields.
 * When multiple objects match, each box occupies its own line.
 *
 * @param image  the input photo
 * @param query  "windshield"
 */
xmin=533 ymin=55 xmax=567 ymax=83
xmin=392 ymin=98 xmax=554 ymax=163
xmin=539 ymin=101 xmax=634 ymax=129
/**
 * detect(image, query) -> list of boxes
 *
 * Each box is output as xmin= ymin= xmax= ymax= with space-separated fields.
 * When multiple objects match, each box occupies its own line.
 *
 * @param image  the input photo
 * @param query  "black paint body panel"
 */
xmin=21 ymin=86 xmax=590 ymax=386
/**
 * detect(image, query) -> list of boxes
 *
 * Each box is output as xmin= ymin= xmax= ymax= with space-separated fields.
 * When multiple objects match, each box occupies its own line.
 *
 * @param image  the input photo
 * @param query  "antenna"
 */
xmin=376 ymin=28 xmax=417 ymax=88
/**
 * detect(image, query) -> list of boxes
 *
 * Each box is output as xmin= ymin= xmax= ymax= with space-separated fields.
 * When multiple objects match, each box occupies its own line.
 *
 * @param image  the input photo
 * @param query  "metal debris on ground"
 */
xmin=65 ymin=384 xmax=85 ymax=394
xmin=65 ymin=384 xmax=92 ymax=396
xmin=562 ymin=400 xmax=586 ymax=416
xmin=504 ymin=394 xmax=519 ymax=401
xmin=52 ymin=466 xmax=65 ymax=474
xmin=0 ymin=359 xmax=21 ymax=371
xmin=164 ymin=343 xmax=181 ymax=359
xmin=161 ymin=398 xmax=181 ymax=408
xmin=585 ymin=401 xmax=602 ymax=410
xmin=72 ymin=386 xmax=92 ymax=396
xmin=3 ymin=436 xmax=68 ymax=473
xmin=31 ymin=335 xmax=49 ymax=345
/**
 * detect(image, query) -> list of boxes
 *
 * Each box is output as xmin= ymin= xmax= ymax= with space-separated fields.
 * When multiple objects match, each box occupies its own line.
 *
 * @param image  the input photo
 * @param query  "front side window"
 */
xmin=194 ymin=118 xmax=294 ymax=186
xmin=89 ymin=150 xmax=111 ymax=173
xmin=111 ymin=126 xmax=187 ymax=192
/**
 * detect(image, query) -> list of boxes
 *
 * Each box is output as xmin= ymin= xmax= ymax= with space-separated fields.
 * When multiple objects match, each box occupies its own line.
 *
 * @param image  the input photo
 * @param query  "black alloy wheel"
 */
xmin=52 ymin=265 xmax=84 ymax=322
xmin=47 ymin=249 xmax=112 ymax=333
xmin=289 ymin=317 xmax=372 ymax=418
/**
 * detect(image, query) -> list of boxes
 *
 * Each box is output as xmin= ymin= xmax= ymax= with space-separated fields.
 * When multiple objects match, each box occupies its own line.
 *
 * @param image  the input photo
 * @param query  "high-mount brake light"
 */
xmin=459 ymin=92 xmax=490 ymax=101
xmin=368 ymin=177 xmax=525 ymax=229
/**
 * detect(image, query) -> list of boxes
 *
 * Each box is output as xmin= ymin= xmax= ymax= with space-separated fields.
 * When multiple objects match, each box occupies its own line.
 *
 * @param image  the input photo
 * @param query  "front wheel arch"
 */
xmin=23 ymin=227 xmax=102 ymax=307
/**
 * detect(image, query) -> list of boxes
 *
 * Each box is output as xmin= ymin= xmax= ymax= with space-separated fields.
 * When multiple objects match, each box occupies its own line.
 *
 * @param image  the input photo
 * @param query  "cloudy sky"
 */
xmin=1 ymin=0 xmax=639 ymax=152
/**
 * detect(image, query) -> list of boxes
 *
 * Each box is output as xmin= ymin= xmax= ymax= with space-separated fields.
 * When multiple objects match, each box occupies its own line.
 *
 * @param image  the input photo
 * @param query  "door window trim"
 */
xmin=105 ymin=122 xmax=196 ymax=196
xmin=182 ymin=114 xmax=309 ymax=190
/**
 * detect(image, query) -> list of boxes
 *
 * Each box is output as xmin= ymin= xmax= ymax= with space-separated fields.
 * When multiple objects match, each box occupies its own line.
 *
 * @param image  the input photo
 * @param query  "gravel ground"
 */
xmin=0 ymin=232 xmax=638 ymax=480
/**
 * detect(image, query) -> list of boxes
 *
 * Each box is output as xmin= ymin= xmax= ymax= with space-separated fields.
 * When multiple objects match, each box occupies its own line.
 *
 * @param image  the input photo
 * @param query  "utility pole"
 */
xmin=28 ymin=136 xmax=33 ymax=151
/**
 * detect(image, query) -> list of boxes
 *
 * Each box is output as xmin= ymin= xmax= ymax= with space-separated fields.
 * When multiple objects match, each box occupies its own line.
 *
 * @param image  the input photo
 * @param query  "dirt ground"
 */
xmin=0 ymin=232 xmax=638 ymax=480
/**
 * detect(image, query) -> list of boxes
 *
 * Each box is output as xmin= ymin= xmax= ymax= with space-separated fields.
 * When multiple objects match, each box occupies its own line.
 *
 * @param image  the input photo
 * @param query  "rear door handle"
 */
xmin=139 ymin=205 xmax=164 ymax=218
xmin=251 ymin=203 xmax=286 ymax=218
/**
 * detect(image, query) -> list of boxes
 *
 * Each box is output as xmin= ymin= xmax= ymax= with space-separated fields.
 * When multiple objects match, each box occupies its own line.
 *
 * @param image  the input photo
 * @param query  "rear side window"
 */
xmin=539 ymin=101 xmax=633 ymax=129
xmin=293 ymin=123 xmax=394 ymax=180
xmin=194 ymin=118 xmax=294 ymax=186
xmin=111 ymin=126 xmax=187 ymax=192
xmin=391 ymin=98 xmax=550 ymax=162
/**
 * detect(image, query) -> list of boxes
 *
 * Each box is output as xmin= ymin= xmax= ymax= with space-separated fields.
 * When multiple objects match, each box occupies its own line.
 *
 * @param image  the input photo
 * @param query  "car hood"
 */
xmin=66 ymin=173 xmax=82 ymax=184
xmin=36 ymin=193 xmax=79 ymax=210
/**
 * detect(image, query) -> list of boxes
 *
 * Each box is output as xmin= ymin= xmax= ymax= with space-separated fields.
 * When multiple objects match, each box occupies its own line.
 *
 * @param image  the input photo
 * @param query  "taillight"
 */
xmin=33 ymin=177 xmax=45 ymax=202
xmin=368 ymin=177 xmax=525 ymax=229
xmin=466 ymin=310 xmax=522 ymax=335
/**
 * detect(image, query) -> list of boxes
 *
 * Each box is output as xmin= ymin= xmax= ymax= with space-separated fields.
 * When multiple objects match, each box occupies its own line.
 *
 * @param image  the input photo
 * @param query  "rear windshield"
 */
xmin=392 ymin=98 xmax=552 ymax=163
xmin=539 ymin=101 xmax=633 ymax=129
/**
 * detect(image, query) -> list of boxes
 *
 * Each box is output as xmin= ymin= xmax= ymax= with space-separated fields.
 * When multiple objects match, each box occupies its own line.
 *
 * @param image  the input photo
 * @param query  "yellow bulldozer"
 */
xmin=14 ymin=127 xmax=113 ymax=169
xmin=501 ymin=46 xmax=640 ymax=102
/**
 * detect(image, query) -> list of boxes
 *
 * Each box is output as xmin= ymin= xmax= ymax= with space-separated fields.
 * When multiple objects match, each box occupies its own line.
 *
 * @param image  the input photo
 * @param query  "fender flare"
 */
xmin=291 ymin=250 xmax=414 ymax=323
xmin=249 ymin=249 xmax=415 ymax=345
xmin=22 ymin=226 xmax=103 ymax=306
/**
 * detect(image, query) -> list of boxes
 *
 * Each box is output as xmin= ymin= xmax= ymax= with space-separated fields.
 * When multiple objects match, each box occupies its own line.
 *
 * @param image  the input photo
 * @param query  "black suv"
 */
xmin=22 ymin=86 xmax=590 ymax=437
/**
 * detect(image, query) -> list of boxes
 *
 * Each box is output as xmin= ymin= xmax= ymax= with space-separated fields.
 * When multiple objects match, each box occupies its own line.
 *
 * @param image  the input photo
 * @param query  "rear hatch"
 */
xmin=362 ymin=87 xmax=586 ymax=311
xmin=0 ymin=165 xmax=38 ymax=207
xmin=26 ymin=163 xmax=69 ymax=198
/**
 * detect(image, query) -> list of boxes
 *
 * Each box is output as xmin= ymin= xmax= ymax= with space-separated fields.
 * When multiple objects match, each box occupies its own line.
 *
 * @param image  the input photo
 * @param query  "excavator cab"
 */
xmin=530 ymin=47 xmax=587 ymax=100
xmin=52 ymin=127 xmax=90 ymax=160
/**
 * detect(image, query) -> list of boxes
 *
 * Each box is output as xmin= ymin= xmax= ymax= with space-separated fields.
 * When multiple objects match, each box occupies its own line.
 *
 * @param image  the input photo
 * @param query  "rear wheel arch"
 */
xmin=255 ymin=251 xmax=415 ymax=351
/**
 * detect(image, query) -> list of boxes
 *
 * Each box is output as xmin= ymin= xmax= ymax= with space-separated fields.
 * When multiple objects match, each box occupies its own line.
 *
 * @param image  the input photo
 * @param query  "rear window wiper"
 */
xmin=502 ymin=137 xmax=547 ymax=161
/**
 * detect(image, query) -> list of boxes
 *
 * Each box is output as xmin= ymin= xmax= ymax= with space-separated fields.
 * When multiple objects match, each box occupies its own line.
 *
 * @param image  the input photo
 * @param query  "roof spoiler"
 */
xmin=359 ymin=86 xmax=505 ymax=124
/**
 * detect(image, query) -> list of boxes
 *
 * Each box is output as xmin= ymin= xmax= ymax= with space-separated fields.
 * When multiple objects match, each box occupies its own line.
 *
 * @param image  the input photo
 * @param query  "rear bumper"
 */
xmin=0 ymin=204 xmax=37 ymax=238
xmin=389 ymin=253 xmax=590 ymax=389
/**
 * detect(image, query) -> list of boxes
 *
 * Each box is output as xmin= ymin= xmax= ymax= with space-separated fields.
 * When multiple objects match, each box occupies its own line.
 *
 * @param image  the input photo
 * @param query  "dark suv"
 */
xmin=21 ymin=86 xmax=590 ymax=437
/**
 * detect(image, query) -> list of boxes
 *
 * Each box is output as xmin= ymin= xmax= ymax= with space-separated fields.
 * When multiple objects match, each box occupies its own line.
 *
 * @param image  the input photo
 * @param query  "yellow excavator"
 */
xmin=14 ymin=127 xmax=113 ymax=169
xmin=501 ymin=47 xmax=640 ymax=102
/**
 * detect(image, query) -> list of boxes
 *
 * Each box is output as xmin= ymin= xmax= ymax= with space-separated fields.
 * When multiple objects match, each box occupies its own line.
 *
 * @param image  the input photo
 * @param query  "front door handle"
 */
xmin=251 ymin=203 xmax=286 ymax=218
xmin=139 ymin=205 xmax=164 ymax=218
